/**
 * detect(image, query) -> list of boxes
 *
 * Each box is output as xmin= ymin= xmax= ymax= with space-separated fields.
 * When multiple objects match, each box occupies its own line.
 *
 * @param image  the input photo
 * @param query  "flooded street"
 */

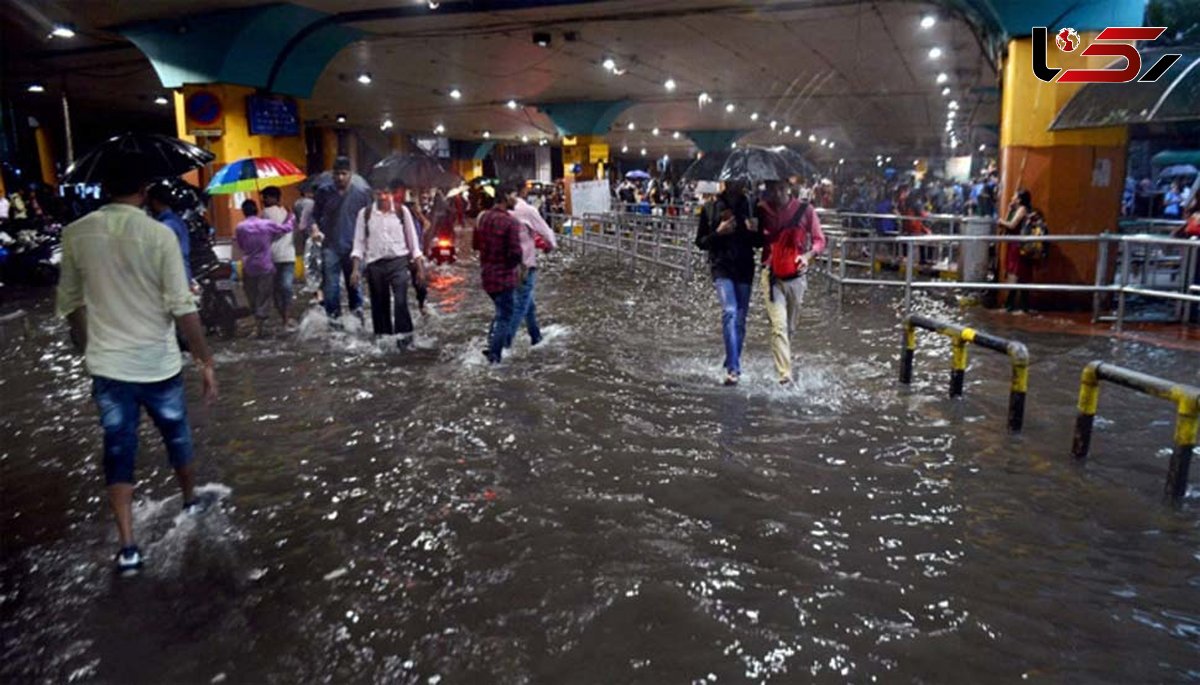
xmin=3 ymin=244 xmax=1200 ymax=684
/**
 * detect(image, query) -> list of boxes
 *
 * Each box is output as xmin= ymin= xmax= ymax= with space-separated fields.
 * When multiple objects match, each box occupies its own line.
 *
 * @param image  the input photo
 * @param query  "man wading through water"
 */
xmin=57 ymin=170 xmax=218 ymax=576
xmin=756 ymin=182 xmax=825 ymax=385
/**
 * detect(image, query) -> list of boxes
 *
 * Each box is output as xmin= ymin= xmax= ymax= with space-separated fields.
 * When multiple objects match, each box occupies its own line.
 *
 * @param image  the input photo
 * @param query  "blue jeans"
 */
xmin=92 ymin=374 xmax=194 ymax=485
xmin=487 ymin=289 xmax=516 ymax=363
xmin=273 ymin=261 xmax=294 ymax=320
xmin=506 ymin=267 xmax=541 ymax=348
xmin=713 ymin=278 xmax=752 ymax=375
xmin=321 ymin=247 xmax=362 ymax=318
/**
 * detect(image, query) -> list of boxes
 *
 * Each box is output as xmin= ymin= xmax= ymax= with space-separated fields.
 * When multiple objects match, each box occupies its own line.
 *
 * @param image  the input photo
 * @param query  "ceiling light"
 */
xmin=335 ymin=113 xmax=347 ymax=123
xmin=627 ymin=122 xmax=636 ymax=131
xmin=829 ymin=141 xmax=835 ymax=149
xmin=532 ymin=31 xmax=551 ymax=48
xmin=381 ymin=118 xmax=394 ymax=131
xmin=725 ymin=103 xmax=735 ymax=113
xmin=928 ymin=47 xmax=943 ymax=59
xmin=808 ymin=134 xmax=817 ymax=142
xmin=357 ymin=72 xmax=372 ymax=85
xmin=672 ymin=131 xmax=681 ymax=139
xmin=449 ymin=88 xmax=462 ymax=99
xmin=652 ymin=127 xmax=660 ymax=136
xmin=877 ymin=161 xmax=883 ymax=167
xmin=947 ymin=110 xmax=956 ymax=119
xmin=794 ymin=130 xmax=802 ymax=138
xmin=936 ymin=72 xmax=948 ymax=84
xmin=838 ymin=158 xmax=844 ymax=164
xmin=621 ymin=145 xmax=629 ymax=153
xmin=613 ymin=68 xmax=627 ymax=76
xmin=750 ymin=112 xmax=759 ymax=121
xmin=698 ymin=92 xmax=711 ymax=107
xmin=913 ymin=159 xmax=920 ymax=165
xmin=483 ymin=131 xmax=491 ymax=139
xmin=783 ymin=125 xmax=791 ymax=133
xmin=950 ymin=140 xmax=959 ymax=148
xmin=769 ymin=120 xmax=777 ymax=130
xmin=640 ymin=148 xmax=647 ymax=156
xmin=948 ymin=100 xmax=959 ymax=109
xmin=664 ymin=78 xmax=676 ymax=91
xmin=434 ymin=123 xmax=445 ymax=134
xmin=602 ymin=57 xmax=616 ymax=71
xmin=920 ymin=15 xmax=936 ymax=29
xmin=539 ymin=138 xmax=548 ymax=146
xmin=522 ymin=135 xmax=529 ymax=143
xmin=428 ymin=0 xmax=440 ymax=8
xmin=50 ymin=24 xmax=76 ymax=39
xmin=820 ymin=138 xmax=827 ymax=146
xmin=941 ymin=87 xmax=951 ymax=96
xmin=979 ymin=144 xmax=986 ymax=151
xmin=507 ymin=99 xmax=519 ymax=109
xmin=27 ymin=84 xmax=45 ymax=93
xmin=731 ymin=142 xmax=738 ymax=149
xmin=154 ymin=96 xmax=169 ymax=106
xmin=886 ymin=156 xmax=892 ymax=162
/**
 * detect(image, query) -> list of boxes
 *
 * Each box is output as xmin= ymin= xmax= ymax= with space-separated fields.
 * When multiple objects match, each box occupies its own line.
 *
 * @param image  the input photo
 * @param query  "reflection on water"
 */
xmin=2 ymin=247 xmax=1199 ymax=684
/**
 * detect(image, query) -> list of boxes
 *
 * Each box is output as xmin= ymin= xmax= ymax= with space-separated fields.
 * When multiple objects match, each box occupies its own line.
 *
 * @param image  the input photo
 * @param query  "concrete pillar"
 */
xmin=999 ymin=33 xmax=1127 ymax=308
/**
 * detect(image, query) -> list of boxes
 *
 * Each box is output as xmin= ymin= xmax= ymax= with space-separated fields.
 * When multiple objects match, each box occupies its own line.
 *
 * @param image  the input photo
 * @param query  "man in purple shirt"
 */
xmin=234 ymin=199 xmax=294 ymax=337
xmin=505 ymin=182 xmax=557 ymax=348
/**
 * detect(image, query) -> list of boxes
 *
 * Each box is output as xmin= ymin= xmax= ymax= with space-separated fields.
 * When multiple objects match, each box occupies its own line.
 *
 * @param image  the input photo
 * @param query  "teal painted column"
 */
xmin=538 ymin=101 xmax=633 ymax=136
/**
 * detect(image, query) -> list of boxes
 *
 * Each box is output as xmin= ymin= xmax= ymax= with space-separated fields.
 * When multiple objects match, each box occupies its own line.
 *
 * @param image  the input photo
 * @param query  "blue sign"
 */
xmin=186 ymin=91 xmax=222 ymax=126
xmin=246 ymin=95 xmax=300 ymax=136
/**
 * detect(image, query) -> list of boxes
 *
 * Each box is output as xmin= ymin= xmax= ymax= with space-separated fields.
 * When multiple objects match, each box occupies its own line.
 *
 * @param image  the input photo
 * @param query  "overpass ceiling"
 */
xmin=4 ymin=0 xmax=999 ymax=158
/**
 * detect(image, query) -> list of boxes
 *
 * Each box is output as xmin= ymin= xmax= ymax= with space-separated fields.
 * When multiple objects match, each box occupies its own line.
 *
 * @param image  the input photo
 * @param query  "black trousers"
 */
xmin=366 ymin=257 xmax=413 ymax=336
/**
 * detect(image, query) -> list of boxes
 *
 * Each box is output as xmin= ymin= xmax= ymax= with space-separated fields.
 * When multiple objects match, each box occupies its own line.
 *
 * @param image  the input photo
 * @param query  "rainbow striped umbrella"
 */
xmin=205 ymin=156 xmax=306 ymax=195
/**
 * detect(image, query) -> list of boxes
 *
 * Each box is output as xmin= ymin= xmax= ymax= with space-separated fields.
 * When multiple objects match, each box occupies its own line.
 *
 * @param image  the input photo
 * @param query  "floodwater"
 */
xmin=2 ymin=239 xmax=1199 ymax=684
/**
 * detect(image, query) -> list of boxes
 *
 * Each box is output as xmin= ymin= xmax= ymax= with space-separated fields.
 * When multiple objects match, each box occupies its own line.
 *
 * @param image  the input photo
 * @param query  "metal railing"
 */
xmin=899 ymin=315 xmax=1030 ymax=432
xmin=821 ymin=232 xmax=1200 ymax=329
xmin=1070 ymin=362 xmax=1199 ymax=505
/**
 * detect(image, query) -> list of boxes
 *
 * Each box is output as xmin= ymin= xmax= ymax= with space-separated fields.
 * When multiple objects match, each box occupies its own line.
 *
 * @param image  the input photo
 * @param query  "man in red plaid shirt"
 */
xmin=473 ymin=189 xmax=524 ymax=363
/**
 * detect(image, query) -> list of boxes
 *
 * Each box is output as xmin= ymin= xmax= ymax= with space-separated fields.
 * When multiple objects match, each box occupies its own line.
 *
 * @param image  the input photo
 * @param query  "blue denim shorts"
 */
xmin=92 ymin=374 xmax=194 ymax=485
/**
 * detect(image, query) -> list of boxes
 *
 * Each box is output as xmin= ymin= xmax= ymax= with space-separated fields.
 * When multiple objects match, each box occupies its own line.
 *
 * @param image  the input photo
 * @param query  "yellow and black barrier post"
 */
xmin=1070 ymin=362 xmax=1200 ymax=505
xmin=900 ymin=315 xmax=1030 ymax=433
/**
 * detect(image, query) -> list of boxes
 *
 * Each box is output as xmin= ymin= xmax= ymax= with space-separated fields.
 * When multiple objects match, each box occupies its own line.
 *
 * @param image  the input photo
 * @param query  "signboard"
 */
xmin=246 ymin=95 xmax=300 ymax=136
xmin=185 ymin=90 xmax=223 ymax=135
xmin=568 ymin=179 xmax=611 ymax=216
xmin=944 ymin=155 xmax=972 ymax=182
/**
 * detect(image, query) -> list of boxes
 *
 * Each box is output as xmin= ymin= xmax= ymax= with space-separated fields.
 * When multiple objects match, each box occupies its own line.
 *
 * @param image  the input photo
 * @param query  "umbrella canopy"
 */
xmin=625 ymin=170 xmax=651 ymax=180
xmin=62 ymin=132 xmax=214 ymax=186
xmin=1050 ymin=49 xmax=1200 ymax=130
xmin=1158 ymin=164 xmax=1198 ymax=179
xmin=718 ymin=146 xmax=800 ymax=183
xmin=370 ymin=153 xmax=462 ymax=190
xmin=770 ymin=146 xmax=817 ymax=178
xmin=681 ymin=152 xmax=731 ymax=182
xmin=303 ymin=170 xmax=370 ymax=193
xmin=205 ymin=156 xmax=306 ymax=195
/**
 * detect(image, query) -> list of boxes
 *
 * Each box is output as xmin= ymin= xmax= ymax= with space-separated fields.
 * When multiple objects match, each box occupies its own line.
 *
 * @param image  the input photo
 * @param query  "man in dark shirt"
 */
xmin=310 ymin=156 xmax=373 ymax=319
xmin=473 ymin=189 xmax=523 ymax=364
xmin=146 ymin=183 xmax=193 ymax=285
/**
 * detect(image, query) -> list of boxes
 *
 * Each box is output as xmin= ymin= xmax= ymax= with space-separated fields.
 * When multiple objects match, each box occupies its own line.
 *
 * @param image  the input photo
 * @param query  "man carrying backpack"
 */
xmin=757 ymin=182 xmax=826 ymax=385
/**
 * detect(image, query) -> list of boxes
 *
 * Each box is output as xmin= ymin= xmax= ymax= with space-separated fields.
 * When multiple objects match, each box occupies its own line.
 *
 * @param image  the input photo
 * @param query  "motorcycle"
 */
xmin=0 ymin=218 xmax=62 ymax=287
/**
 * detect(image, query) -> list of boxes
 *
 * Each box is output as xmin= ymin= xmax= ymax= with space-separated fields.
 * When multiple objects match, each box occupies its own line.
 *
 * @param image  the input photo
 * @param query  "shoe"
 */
xmin=397 ymin=336 xmax=414 ymax=351
xmin=114 ymin=545 xmax=144 ymax=576
xmin=723 ymin=372 xmax=740 ymax=386
xmin=530 ymin=335 xmax=543 ymax=347
xmin=779 ymin=377 xmax=792 ymax=386
xmin=182 ymin=491 xmax=216 ymax=516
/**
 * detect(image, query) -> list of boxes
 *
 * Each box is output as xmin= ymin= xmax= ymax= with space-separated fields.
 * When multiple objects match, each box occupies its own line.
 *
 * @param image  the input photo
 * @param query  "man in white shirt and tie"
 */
xmin=349 ymin=184 xmax=425 ymax=348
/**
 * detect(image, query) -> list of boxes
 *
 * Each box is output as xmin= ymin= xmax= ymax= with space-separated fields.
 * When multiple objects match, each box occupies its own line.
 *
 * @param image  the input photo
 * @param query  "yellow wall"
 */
xmin=562 ymin=135 xmax=608 ymax=181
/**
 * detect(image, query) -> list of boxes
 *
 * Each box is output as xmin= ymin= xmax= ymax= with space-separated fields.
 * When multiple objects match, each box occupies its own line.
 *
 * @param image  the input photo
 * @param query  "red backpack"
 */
xmin=769 ymin=201 xmax=810 ymax=280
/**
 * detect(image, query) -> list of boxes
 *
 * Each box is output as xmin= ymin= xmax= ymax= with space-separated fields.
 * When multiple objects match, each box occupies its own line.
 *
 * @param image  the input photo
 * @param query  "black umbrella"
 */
xmin=62 ymin=132 xmax=214 ymax=186
xmin=681 ymin=151 xmax=731 ymax=182
xmin=718 ymin=146 xmax=799 ymax=183
xmin=770 ymin=146 xmax=817 ymax=179
xmin=303 ymin=170 xmax=370 ymax=193
xmin=369 ymin=153 xmax=462 ymax=189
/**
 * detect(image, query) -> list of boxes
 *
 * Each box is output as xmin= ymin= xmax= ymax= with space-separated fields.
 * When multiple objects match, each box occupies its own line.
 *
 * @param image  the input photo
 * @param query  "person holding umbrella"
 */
xmin=695 ymin=181 xmax=760 ymax=386
xmin=311 ymin=156 xmax=373 ymax=320
xmin=55 ymin=132 xmax=217 ymax=575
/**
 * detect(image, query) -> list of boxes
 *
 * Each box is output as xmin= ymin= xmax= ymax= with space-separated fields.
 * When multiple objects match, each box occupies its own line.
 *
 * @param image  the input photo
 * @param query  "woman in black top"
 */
xmin=695 ymin=182 xmax=762 ymax=385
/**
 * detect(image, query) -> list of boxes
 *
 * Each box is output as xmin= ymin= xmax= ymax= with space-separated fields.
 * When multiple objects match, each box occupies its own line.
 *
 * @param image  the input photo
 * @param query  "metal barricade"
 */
xmin=1070 ymin=362 xmax=1199 ymax=505
xmin=899 ymin=315 xmax=1030 ymax=432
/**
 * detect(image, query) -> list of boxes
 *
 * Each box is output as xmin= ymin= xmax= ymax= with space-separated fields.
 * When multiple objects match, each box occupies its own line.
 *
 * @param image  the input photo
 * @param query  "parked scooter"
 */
xmin=0 ymin=218 xmax=62 ymax=286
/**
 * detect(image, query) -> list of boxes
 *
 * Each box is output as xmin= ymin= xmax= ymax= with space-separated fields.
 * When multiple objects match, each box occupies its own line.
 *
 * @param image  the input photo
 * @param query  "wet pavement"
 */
xmin=2 ymin=241 xmax=1199 ymax=684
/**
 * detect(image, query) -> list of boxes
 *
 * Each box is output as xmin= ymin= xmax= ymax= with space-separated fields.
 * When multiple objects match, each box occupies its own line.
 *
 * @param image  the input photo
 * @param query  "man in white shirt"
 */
xmin=261 ymin=186 xmax=298 ymax=329
xmin=57 ymin=172 xmax=217 ymax=576
xmin=350 ymin=184 xmax=425 ymax=347
xmin=505 ymin=182 xmax=558 ymax=348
